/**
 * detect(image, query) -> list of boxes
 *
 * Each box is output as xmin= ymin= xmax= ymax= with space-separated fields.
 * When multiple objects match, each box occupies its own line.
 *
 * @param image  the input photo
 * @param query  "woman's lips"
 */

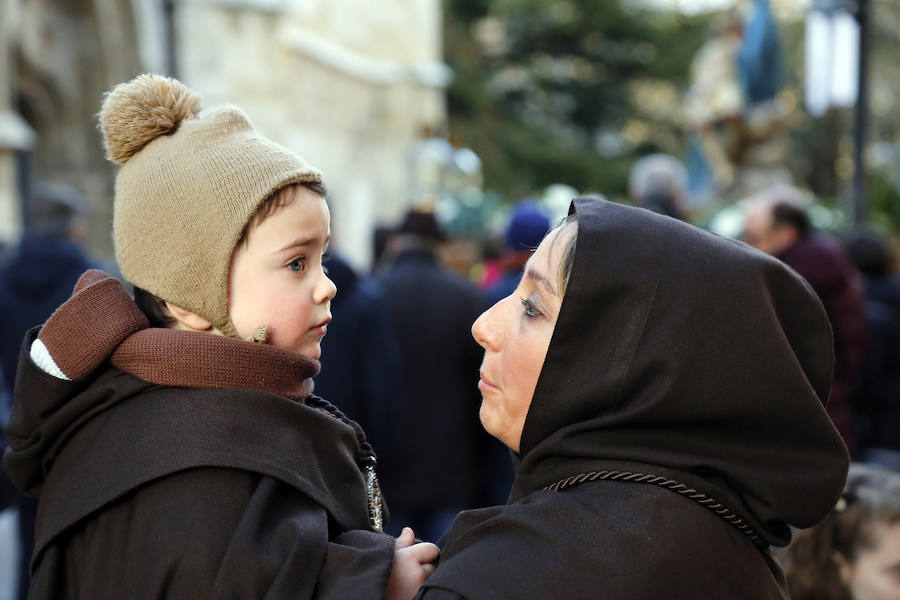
xmin=478 ymin=370 xmax=500 ymax=393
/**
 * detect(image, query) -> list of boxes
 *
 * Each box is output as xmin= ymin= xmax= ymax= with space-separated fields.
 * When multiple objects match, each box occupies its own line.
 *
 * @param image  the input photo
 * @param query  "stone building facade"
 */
xmin=1 ymin=0 xmax=449 ymax=268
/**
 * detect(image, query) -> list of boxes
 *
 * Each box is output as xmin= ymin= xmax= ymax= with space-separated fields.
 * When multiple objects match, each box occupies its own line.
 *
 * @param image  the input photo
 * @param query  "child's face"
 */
xmin=228 ymin=186 xmax=336 ymax=359
xmin=843 ymin=520 xmax=900 ymax=600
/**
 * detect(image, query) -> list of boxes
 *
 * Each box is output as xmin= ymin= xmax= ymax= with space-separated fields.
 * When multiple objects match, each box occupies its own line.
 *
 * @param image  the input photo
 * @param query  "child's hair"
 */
xmin=135 ymin=180 xmax=328 ymax=328
xmin=780 ymin=463 xmax=900 ymax=600
xmin=235 ymin=181 xmax=327 ymax=250
xmin=99 ymin=74 xmax=324 ymax=337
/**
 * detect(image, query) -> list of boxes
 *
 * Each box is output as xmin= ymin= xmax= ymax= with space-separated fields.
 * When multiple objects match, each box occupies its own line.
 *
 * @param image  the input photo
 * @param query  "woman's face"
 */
xmin=471 ymin=229 xmax=564 ymax=452
xmin=843 ymin=521 xmax=900 ymax=600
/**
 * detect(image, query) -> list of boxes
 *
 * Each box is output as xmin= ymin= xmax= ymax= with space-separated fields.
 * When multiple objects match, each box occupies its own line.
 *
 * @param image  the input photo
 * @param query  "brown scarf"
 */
xmin=112 ymin=328 xmax=318 ymax=400
xmin=38 ymin=269 xmax=318 ymax=398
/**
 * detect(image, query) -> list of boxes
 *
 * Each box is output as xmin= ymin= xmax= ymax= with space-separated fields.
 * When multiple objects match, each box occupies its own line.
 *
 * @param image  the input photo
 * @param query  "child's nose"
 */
xmin=315 ymin=272 xmax=337 ymax=304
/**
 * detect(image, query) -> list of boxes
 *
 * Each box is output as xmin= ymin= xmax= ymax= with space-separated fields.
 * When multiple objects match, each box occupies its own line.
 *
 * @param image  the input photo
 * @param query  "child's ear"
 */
xmin=164 ymin=302 xmax=214 ymax=332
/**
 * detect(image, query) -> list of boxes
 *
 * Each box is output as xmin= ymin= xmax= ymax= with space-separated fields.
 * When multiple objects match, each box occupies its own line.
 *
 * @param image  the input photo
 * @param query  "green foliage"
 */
xmin=443 ymin=0 xmax=712 ymax=202
xmin=868 ymin=169 xmax=900 ymax=230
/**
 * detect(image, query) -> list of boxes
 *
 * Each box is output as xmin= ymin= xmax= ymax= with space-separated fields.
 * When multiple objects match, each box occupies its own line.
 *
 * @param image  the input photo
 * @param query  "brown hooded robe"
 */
xmin=415 ymin=198 xmax=849 ymax=599
xmin=4 ymin=273 xmax=394 ymax=599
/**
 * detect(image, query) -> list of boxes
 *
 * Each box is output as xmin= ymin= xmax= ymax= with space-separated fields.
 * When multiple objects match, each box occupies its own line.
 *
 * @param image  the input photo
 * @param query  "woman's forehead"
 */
xmin=524 ymin=233 xmax=564 ymax=296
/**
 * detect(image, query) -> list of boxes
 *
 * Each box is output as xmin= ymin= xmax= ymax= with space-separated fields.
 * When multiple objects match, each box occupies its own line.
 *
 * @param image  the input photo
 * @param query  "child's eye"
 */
xmin=520 ymin=297 xmax=541 ymax=318
xmin=288 ymin=258 xmax=305 ymax=272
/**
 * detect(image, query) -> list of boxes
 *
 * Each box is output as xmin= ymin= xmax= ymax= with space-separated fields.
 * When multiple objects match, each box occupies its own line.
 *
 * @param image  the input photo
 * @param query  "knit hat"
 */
xmin=504 ymin=200 xmax=550 ymax=250
xmin=99 ymin=74 xmax=323 ymax=337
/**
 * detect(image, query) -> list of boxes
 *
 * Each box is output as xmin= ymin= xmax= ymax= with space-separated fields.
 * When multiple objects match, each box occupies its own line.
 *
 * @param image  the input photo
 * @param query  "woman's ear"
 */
xmin=164 ymin=302 xmax=214 ymax=332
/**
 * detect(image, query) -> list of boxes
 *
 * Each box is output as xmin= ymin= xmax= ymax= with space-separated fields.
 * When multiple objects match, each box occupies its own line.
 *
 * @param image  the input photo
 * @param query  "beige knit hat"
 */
xmin=99 ymin=74 xmax=323 ymax=337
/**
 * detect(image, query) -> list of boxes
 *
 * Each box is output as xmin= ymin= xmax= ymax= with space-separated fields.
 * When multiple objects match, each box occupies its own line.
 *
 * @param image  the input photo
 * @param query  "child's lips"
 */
xmin=310 ymin=317 xmax=332 ymax=335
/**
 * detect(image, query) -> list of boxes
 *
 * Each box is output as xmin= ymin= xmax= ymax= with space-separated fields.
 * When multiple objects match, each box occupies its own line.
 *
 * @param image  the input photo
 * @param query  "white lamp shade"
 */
xmin=805 ymin=9 xmax=860 ymax=116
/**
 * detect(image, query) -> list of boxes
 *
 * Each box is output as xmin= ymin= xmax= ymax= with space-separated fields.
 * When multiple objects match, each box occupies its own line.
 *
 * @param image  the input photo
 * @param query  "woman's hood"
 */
xmin=512 ymin=198 xmax=849 ymax=546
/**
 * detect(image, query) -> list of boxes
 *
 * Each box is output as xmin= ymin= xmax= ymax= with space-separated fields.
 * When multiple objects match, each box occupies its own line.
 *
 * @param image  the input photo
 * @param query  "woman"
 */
xmin=781 ymin=463 xmax=900 ymax=600
xmin=415 ymin=197 xmax=849 ymax=599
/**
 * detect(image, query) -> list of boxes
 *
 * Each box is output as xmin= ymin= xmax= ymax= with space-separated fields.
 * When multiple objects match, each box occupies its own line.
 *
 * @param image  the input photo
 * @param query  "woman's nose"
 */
xmin=472 ymin=299 xmax=502 ymax=350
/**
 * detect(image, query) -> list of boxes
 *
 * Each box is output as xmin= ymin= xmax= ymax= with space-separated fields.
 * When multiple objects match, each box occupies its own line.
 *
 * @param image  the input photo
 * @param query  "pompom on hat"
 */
xmin=99 ymin=74 xmax=323 ymax=337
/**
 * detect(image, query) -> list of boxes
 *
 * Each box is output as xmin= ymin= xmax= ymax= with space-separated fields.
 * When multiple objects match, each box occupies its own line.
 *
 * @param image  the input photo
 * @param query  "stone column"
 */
xmin=175 ymin=0 xmax=449 ymax=269
xmin=0 ymin=0 xmax=35 ymax=246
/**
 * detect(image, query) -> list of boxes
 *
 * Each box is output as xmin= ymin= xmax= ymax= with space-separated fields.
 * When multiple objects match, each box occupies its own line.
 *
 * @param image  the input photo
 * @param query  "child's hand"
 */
xmin=386 ymin=527 xmax=440 ymax=600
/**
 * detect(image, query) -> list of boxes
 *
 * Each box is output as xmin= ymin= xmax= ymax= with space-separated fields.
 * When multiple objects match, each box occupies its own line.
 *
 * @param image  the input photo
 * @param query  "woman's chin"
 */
xmin=478 ymin=404 xmax=497 ymax=437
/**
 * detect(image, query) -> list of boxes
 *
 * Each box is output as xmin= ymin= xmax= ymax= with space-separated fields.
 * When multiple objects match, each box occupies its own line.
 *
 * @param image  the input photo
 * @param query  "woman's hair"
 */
xmin=134 ymin=181 xmax=327 ymax=328
xmin=548 ymin=214 xmax=578 ymax=298
xmin=781 ymin=463 xmax=900 ymax=600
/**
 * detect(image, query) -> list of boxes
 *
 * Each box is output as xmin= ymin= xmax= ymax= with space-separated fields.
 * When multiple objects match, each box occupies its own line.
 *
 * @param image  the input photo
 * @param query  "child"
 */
xmin=780 ymin=463 xmax=900 ymax=600
xmin=3 ymin=74 xmax=437 ymax=599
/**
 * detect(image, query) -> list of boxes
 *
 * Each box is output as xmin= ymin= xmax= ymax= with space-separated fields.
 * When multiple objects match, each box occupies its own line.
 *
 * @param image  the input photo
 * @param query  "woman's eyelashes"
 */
xmin=521 ymin=296 xmax=543 ymax=318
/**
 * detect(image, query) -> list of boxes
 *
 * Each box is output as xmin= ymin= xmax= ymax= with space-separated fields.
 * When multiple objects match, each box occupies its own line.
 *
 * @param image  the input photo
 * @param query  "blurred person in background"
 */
xmin=372 ymin=224 xmax=395 ymax=273
xmin=315 ymin=250 xmax=404 ymax=458
xmin=486 ymin=200 xmax=551 ymax=304
xmin=845 ymin=231 xmax=900 ymax=471
xmin=375 ymin=208 xmax=497 ymax=541
xmin=780 ymin=463 xmax=900 ymax=600
xmin=472 ymin=237 xmax=503 ymax=292
xmin=628 ymin=153 xmax=689 ymax=221
xmin=1 ymin=366 xmax=12 ymax=503
xmin=0 ymin=181 xmax=94 ymax=600
xmin=743 ymin=186 xmax=865 ymax=455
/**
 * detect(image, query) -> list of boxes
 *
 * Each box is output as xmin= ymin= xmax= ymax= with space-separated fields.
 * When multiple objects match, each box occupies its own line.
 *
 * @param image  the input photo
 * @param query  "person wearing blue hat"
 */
xmin=486 ymin=200 xmax=552 ymax=305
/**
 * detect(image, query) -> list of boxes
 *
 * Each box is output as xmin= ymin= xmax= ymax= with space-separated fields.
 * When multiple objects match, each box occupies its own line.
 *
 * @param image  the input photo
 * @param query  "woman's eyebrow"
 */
xmin=525 ymin=268 xmax=558 ymax=296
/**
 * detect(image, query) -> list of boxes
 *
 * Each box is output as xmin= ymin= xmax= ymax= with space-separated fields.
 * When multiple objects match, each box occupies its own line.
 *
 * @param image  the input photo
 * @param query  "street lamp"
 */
xmin=805 ymin=0 xmax=870 ymax=226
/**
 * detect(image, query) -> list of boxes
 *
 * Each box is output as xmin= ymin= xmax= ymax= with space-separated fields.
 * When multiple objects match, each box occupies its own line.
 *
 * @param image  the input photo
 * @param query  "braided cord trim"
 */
xmin=543 ymin=470 xmax=764 ymax=546
xmin=306 ymin=395 xmax=385 ymax=531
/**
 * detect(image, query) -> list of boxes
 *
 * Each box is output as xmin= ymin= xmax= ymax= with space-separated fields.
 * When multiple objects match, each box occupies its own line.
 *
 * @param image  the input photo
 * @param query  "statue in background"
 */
xmin=684 ymin=0 xmax=792 ymax=204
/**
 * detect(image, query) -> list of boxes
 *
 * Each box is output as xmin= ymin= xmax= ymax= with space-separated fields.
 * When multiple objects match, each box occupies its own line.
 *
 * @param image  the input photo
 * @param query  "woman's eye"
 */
xmin=288 ymin=258 xmax=305 ymax=272
xmin=520 ymin=297 xmax=541 ymax=318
